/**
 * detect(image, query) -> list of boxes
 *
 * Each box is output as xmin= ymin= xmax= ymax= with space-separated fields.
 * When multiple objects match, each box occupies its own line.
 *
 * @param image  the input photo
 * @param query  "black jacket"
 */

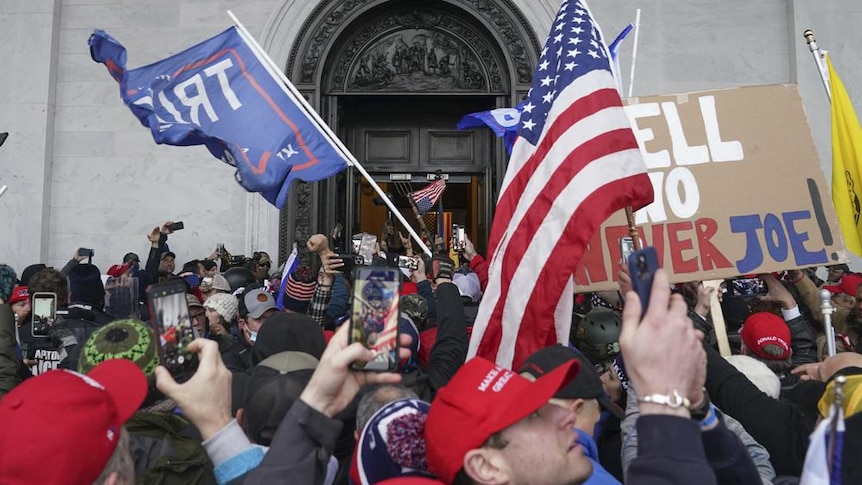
xmin=429 ymin=282 xmax=469 ymax=389
xmin=53 ymin=304 xmax=113 ymax=371
xmin=704 ymin=342 xmax=812 ymax=476
xmin=243 ymin=400 xmax=340 ymax=485
xmin=627 ymin=415 xmax=718 ymax=485
xmin=0 ymin=305 xmax=21 ymax=398
xmin=215 ymin=334 xmax=252 ymax=374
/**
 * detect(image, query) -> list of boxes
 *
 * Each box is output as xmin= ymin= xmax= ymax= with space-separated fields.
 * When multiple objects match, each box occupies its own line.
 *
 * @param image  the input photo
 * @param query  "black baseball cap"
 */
xmin=242 ymin=351 xmax=318 ymax=445
xmin=123 ymin=252 xmax=140 ymax=264
xmin=519 ymin=344 xmax=624 ymax=419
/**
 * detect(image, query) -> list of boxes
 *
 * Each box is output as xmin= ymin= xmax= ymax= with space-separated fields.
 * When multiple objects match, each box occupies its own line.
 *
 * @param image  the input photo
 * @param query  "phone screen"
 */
xmin=730 ymin=278 xmax=767 ymax=296
xmin=350 ymin=267 xmax=400 ymax=371
xmin=147 ymin=280 xmax=198 ymax=382
xmin=31 ymin=293 xmax=57 ymax=338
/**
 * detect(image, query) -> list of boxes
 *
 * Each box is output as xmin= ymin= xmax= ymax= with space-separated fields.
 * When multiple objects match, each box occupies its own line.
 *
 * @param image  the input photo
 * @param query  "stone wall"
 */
xmin=1 ymin=0 xmax=861 ymax=272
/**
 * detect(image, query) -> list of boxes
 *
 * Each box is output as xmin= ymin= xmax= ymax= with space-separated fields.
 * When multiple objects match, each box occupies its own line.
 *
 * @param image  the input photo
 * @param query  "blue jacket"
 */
xmin=575 ymin=428 xmax=623 ymax=485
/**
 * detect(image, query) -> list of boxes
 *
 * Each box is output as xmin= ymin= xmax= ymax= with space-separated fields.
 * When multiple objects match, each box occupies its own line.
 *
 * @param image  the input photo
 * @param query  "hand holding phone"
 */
xmin=627 ymin=247 xmax=659 ymax=318
xmin=167 ymin=221 xmax=184 ymax=232
xmin=334 ymin=254 xmax=362 ymax=273
xmin=147 ymin=280 xmax=199 ymax=383
xmin=349 ymin=267 xmax=400 ymax=371
xmin=31 ymin=293 xmax=57 ymax=338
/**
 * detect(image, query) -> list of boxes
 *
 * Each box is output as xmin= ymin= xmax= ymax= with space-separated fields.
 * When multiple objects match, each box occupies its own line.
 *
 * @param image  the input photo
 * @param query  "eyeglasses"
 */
xmin=191 ymin=311 xmax=206 ymax=320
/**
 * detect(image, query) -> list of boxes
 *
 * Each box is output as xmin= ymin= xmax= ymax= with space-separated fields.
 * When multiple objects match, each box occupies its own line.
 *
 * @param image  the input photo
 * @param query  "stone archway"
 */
xmin=258 ymin=0 xmax=544 ymax=261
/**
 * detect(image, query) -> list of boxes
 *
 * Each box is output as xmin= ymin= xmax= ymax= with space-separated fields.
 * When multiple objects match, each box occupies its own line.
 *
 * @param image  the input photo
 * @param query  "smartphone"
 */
xmin=358 ymin=234 xmax=378 ymax=265
xmin=618 ymin=237 xmax=636 ymax=262
xmin=167 ymin=222 xmax=184 ymax=232
xmin=349 ymin=267 xmax=400 ymax=371
xmin=31 ymin=292 xmax=57 ymax=338
xmin=627 ymin=247 xmax=659 ymax=318
xmin=397 ymin=255 xmax=419 ymax=271
xmin=77 ymin=247 xmax=95 ymax=258
xmin=217 ymin=243 xmax=225 ymax=257
xmin=452 ymin=224 xmax=466 ymax=252
xmin=336 ymin=254 xmax=364 ymax=273
xmin=730 ymin=277 xmax=768 ymax=297
xmin=146 ymin=280 xmax=198 ymax=382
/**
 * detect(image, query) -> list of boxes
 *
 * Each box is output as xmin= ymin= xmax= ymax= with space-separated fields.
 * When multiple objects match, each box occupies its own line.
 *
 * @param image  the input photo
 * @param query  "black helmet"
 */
xmin=574 ymin=307 xmax=621 ymax=364
xmin=223 ymin=267 xmax=257 ymax=293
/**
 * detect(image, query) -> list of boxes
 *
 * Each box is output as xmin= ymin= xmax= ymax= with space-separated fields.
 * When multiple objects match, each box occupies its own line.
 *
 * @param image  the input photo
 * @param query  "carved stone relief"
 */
xmin=292 ymin=0 xmax=538 ymax=86
xmin=342 ymin=27 xmax=493 ymax=92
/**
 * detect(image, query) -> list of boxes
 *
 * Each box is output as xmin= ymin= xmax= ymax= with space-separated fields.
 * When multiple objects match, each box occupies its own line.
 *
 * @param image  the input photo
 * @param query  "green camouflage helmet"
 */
xmin=574 ymin=307 xmax=621 ymax=364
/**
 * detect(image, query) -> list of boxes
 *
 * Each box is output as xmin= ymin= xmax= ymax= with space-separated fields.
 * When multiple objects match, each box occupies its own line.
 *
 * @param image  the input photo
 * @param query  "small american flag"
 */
xmin=468 ymin=0 xmax=653 ymax=369
xmin=411 ymin=179 xmax=446 ymax=214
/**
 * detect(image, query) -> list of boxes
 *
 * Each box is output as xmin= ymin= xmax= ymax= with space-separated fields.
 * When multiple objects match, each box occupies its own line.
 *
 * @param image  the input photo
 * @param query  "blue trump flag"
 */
xmin=89 ymin=27 xmax=350 ymax=208
xmin=457 ymin=103 xmax=523 ymax=156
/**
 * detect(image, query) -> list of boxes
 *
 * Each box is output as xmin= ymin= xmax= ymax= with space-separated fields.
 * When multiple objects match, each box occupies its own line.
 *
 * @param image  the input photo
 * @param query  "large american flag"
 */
xmin=412 ymin=179 xmax=446 ymax=214
xmin=467 ymin=0 xmax=654 ymax=369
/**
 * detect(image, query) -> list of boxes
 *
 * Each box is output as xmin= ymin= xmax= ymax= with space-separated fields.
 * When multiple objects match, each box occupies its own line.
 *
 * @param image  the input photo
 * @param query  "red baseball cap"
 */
xmin=424 ymin=356 xmax=579 ymax=483
xmin=0 ymin=359 xmax=148 ymax=485
xmin=7 ymin=285 xmax=28 ymax=305
xmin=107 ymin=263 xmax=132 ymax=278
xmin=823 ymin=273 xmax=862 ymax=297
xmin=740 ymin=312 xmax=791 ymax=360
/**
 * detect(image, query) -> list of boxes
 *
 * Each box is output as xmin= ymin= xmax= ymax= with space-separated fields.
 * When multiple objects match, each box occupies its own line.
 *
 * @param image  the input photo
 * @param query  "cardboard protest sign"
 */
xmin=574 ymin=84 xmax=846 ymax=292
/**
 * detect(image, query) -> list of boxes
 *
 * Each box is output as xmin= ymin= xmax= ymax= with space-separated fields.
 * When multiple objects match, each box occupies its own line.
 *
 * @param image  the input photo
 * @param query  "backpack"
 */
xmin=125 ymin=411 xmax=217 ymax=485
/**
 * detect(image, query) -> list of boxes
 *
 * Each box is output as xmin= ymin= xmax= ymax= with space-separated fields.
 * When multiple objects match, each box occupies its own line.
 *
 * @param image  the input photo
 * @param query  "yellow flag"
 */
xmin=828 ymin=54 xmax=862 ymax=256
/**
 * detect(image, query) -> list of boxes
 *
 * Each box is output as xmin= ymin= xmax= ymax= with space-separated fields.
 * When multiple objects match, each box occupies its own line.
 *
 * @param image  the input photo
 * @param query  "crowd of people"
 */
xmin=1 ymin=220 xmax=862 ymax=485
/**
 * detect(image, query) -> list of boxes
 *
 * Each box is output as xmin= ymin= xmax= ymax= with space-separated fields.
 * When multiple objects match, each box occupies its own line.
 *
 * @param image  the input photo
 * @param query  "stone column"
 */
xmin=0 ymin=0 xmax=62 ymax=272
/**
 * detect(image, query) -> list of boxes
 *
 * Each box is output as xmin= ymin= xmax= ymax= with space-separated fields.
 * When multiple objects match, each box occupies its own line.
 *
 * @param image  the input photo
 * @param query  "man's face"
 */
xmin=159 ymin=256 xmax=175 ymax=274
xmin=11 ymin=300 xmax=30 ymax=324
xmin=239 ymin=314 xmax=265 ymax=345
xmin=254 ymin=253 xmax=271 ymax=280
xmin=828 ymin=266 xmax=846 ymax=282
xmin=491 ymin=403 xmax=592 ymax=485
xmin=190 ymin=306 xmax=207 ymax=334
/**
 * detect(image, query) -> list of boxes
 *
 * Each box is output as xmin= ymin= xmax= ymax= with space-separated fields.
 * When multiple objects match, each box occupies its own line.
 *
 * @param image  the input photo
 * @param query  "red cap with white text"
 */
xmin=424 ymin=356 xmax=579 ymax=483
xmin=0 ymin=359 xmax=148 ymax=485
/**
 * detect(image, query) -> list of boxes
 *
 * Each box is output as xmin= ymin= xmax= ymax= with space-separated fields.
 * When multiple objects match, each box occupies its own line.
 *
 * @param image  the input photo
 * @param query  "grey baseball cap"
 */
xmin=242 ymin=287 xmax=277 ymax=319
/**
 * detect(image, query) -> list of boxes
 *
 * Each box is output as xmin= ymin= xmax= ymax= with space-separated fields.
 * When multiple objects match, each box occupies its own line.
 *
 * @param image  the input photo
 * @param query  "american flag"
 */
xmin=411 ymin=179 xmax=446 ymax=214
xmin=468 ymin=0 xmax=654 ymax=369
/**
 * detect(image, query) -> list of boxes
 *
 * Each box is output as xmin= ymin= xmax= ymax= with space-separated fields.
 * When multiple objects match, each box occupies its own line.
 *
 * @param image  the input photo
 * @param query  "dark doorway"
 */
xmin=339 ymin=94 xmax=498 ymax=254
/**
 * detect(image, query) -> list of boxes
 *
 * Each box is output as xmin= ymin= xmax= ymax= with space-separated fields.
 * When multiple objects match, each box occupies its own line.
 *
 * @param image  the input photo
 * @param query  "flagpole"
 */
xmin=803 ymin=30 xmax=832 ymax=101
xmin=827 ymin=374 xmax=846 ymax=478
xmin=626 ymin=8 xmax=641 ymax=99
xmin=625 ymin=207 xmax=641 ymax=251
xmin=227 ymin=11 xmax=433 ymax=257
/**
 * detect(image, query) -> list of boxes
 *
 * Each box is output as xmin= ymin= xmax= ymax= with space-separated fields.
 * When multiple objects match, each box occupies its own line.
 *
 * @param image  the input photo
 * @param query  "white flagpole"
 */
xmin=626 ymin=9 xmax=641 ymax=98
xmin=803 ymin=30 xmax=832 ymax=101
xmin=227 ymin=10 xmax=433 ymax=257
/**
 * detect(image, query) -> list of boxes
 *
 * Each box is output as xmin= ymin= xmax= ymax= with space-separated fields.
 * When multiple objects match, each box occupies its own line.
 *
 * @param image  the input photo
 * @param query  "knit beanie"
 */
xmin=68 ymin=263 xmax=106 ymax=308
xmin=78 ymin=319 xmax=159 ymax=376
xmin=283 ymin=265 xmax=315 ymax=313
xmin=349 ymin=398 xmax=433 ymax=485
xmin=205 ymin=293 xmax=238 ymax=323
xmin=0 ymin=264 xmax=16 ymax=302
